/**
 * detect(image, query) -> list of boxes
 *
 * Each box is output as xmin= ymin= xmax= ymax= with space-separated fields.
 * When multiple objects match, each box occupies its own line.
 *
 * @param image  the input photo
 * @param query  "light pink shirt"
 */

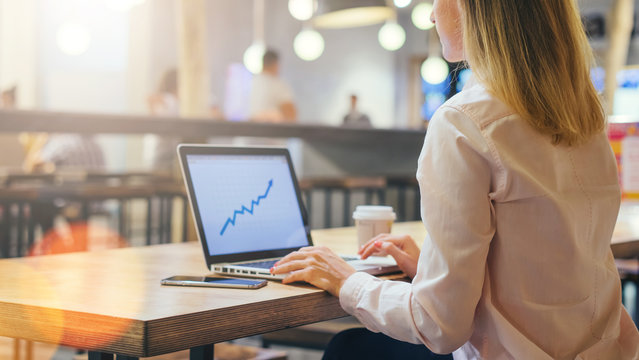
xmin=339 ymin=78 xmax=639 ymax=359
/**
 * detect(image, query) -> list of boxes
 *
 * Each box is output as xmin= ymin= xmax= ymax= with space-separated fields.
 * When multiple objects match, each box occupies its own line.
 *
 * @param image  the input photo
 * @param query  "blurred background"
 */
xmin=2 ymin=1 xmax=639 ymax=358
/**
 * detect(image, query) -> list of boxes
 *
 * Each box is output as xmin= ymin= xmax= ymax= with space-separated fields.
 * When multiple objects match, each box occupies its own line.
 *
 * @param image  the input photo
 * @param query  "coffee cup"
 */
xmin=352 ymin=205 xmax=396 ymax=248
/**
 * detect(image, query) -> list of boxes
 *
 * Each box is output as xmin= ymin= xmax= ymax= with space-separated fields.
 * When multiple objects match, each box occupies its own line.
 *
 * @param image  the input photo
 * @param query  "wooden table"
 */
xmin=0 ymin=223 xmax=415 ymax=359
xmin=0 ymin=213 xmax=636 ymax=360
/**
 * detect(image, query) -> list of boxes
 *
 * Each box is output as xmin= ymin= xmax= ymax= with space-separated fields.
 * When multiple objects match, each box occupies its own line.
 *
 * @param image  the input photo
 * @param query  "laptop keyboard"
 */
xmin=238 ymin=255 xmax=359 ymax=270
xmin=239 ymin=259 xmax=279 ymax=269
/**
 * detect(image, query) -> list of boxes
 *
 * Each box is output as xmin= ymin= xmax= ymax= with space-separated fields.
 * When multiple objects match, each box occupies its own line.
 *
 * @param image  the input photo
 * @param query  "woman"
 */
xmin=272 ymin=0 xmax=639 ymax=359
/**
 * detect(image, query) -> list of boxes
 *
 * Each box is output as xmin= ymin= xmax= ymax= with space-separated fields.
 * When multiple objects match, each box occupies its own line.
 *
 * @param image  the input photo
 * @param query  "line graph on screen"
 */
xmin=219 ymin=179 xmax=273 ymax=236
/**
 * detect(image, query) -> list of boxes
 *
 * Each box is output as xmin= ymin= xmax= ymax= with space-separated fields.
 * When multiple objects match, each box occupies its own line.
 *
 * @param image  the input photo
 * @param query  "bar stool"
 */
xmin=298 ymin=177 xmax=386 ymax=228
xmin=385 ymin=176 xmax=420 ymax=222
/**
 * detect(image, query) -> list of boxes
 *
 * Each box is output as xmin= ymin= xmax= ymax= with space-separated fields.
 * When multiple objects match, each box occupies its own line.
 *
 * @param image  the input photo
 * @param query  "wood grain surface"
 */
xmin=0 ymin=222 xmax=418 ymax=357
xmin=0 ymin=216 xmax=634 ymax=357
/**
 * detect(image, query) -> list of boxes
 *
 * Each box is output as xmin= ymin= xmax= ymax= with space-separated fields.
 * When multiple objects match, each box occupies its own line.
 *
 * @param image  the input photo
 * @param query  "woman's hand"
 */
xmin=358 ymin=234 xmax=420 ymax=279
xmin=270 ymin=246 xmax=356 ymax=297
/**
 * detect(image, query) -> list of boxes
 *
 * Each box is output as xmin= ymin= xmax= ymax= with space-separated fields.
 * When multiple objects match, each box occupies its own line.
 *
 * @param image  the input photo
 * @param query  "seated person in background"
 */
xmin=146 ymin=68 xmax=222 ymax=172
xmin=22 ymin=134 xmax=106 ymax=238
xmin=35 ymin=134 xmax=105 ymax=172
xmin=342 ymin=94 xmax=372 ymax=128
xmin=248 ymin=49 xmax=297 ymax=123
xmin=23 ymin=134 xmax=105 ymax=174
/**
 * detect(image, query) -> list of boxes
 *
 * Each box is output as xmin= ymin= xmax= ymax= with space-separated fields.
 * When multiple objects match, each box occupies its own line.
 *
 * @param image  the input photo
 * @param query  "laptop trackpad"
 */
xmin=350 ymin=256 xmax=400 ymax=276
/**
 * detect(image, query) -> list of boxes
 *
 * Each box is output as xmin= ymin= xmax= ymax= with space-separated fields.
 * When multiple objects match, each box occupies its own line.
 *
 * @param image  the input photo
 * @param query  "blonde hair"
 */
xmin=458 ymin=0 xmax=604 ymax=146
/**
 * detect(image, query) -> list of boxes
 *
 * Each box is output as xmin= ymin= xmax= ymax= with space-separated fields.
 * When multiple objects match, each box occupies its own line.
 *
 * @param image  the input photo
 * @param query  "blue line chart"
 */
xmin=219 ymin=179 xmax=273 ymax=236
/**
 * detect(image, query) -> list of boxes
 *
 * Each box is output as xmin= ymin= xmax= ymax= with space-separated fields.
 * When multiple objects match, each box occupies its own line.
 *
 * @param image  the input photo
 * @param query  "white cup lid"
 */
xmin=352 ymin=205 xmax=396 ymax=220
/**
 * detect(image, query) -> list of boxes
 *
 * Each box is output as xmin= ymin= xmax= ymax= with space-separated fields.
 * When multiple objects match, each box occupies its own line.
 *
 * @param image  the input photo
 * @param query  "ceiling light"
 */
xmin=106 ymin=0 xmax=146 ymax=12
xmin=313 ymin=0 xmax=394 ymax=29
xmin=412 ymin=3 xmax=434 ymax=30
xmin=421 ymin=57 xmax=449 ymax=84
xmin=243 ymin=42 xmax=266 ymax=74
xmin=394 ymin=0 xmax=412 ymax=8
xmin=288 ymin=0 xmax=315 ymax=21
xmin=56 ymin=23 xmax=92 ymax=56
xmin=378 ymin=22 xmax=406 ymax=51
xmin=294 ymin=29 xmax=325 ymax=61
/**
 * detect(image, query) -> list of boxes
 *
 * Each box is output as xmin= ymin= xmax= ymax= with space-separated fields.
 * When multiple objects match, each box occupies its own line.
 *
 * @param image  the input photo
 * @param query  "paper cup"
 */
xmin=353 ymin=205 xmax=396 ymax=248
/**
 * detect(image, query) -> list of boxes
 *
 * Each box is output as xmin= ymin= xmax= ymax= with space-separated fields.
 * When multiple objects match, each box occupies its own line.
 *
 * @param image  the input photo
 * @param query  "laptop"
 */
xmin=177 ymin=145 xmax=399 ymax=280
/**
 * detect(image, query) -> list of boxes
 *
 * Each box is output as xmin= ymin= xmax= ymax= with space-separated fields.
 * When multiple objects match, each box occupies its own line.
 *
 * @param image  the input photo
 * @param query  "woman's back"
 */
xmin=438 ymin=80 xmax=638 ymax=359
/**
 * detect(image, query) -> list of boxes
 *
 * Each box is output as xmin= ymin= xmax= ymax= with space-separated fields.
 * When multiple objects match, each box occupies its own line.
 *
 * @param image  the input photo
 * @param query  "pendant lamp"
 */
xmin=313 ymin=0 xmax=394 ymax=29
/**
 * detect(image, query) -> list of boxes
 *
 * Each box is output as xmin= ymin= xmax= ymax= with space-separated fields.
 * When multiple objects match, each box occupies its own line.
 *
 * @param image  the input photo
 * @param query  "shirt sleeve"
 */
xmin=339 ymin=105 xmax=496 ymax=354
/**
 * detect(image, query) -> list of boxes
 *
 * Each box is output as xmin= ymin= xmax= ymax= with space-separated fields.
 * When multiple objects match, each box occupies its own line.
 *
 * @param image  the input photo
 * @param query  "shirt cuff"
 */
xmin=339 ymin=271 xmax=378 ymax=315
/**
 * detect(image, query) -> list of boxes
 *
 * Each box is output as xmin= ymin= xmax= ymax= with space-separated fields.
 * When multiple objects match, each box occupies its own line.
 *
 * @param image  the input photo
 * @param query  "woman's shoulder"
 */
xmin=438 ymin=81 xmax=515 ymax=131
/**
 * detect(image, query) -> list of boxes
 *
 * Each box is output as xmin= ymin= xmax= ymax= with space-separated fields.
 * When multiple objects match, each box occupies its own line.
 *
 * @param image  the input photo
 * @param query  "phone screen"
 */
xmin=161 ymin=276 xmax=267 ymax=289
xmin=201 ymin=277 xmax=262 ymax=285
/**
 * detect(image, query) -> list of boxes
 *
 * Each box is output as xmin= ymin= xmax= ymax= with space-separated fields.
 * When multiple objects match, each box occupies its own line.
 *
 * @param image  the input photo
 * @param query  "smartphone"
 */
xmin=161 ymin=276 xmax=267 ymax=289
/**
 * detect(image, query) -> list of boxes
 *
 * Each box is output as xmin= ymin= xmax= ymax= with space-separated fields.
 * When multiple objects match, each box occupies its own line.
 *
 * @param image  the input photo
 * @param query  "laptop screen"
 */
xmin=186 ymin=153 xmax=309 ymax=257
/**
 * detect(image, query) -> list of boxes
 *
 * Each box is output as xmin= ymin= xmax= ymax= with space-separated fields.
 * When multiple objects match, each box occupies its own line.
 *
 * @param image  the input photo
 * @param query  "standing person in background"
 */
xmin=145 ymin=68 xmax=180 ymax=173
xmin=249 ymin=49 xmax=297 ymax=123
xmin=147 ymin=68 xmax=180 ymax=117
xmin=1 ymin=85 xmax=16 ymax=108
xmin=272 ymin=0 xmax=639 ymax=358
xmin=342 ymin=94 xmax=372 ymax=128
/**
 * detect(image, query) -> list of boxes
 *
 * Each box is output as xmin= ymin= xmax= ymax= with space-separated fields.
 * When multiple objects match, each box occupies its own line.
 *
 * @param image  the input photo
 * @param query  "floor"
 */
xmin=0 ymin=336 xmax=323 ymax=360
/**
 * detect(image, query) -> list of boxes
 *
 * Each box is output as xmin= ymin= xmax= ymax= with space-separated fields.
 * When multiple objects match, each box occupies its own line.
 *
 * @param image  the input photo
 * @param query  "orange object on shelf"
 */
xmin=609 ymin=122 xmax=639 ymax=199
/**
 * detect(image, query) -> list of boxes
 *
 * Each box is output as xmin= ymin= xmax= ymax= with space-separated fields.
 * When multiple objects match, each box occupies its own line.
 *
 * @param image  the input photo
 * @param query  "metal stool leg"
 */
xmin=190 ymin=344 xmax=214 ymax=360
xmin=146 ymin=197 xmax=153 ymax=245
xmin=397 ymin=186 xmax=406 ymax=222
xmin=342 ymin=189 xmax=351 ymax=227
xmin=181 ymin=196 xmax=188 ymax=243
xmin=324 ymin=188 xmax=332 ymax=228
xmin=16 ymin=203 xmax=25 ymax=258
xmin=166 ymin=196 xmax=174 ymax=244
xmin=88 ymin=352 xmax=114 ymax=360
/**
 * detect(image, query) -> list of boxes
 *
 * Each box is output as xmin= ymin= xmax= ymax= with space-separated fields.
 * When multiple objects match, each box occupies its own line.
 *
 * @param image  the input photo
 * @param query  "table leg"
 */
xmin=25 ymin=340 xmax=33 ymax=360
xmin=13 ymin=338 xmax=19 ymax=360
xmin=634 ymin=281 xmax=639 ymax=326
xmin=190 ymin=344 xmax=214 ymax=360
xmin=115 ymin=355 xmax=138 ymax=360
xmin=88 ymin=352 xmax=113 ymax=360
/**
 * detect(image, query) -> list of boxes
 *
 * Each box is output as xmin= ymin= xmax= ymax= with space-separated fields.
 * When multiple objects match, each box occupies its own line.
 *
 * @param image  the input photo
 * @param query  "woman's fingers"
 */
xmin=271 ymin=247 xmax=357 ymax=296
xmin=358 ymin=233 xmax=395 ymax=258
xmin=380 ymin=242 xmax=418 ymax=279
xmin=271 ymin=259 xmax=309 ymax=274
xmin=281 ymin=268 xmax=311 ymax=284
xmin=359 ymin=240 xmax=388 ymax=259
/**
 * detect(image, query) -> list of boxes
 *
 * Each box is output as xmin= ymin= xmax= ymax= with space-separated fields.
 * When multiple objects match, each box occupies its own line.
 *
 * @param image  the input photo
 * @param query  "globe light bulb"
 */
xmin=106 ymin=0 xmax=146 ymax=12
xmin=394 ymin=0 xmax=412 ymax=8
xmin=412 ymin=3 xmax=434 ymax=30
xmin=288 ymin=0 xmax=315 ymax=21
xmin=294 ymin=29 xmax=325 ymax=61
xmin=56 ymin=23 xmax=92 ymax=56
xmin=378 ymin=22 xmax=406 ymax=51
xmin=243 ymin=43 xmax=266 ymax=74
xmin=421 ymin=57 xmax=449 ymax=84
